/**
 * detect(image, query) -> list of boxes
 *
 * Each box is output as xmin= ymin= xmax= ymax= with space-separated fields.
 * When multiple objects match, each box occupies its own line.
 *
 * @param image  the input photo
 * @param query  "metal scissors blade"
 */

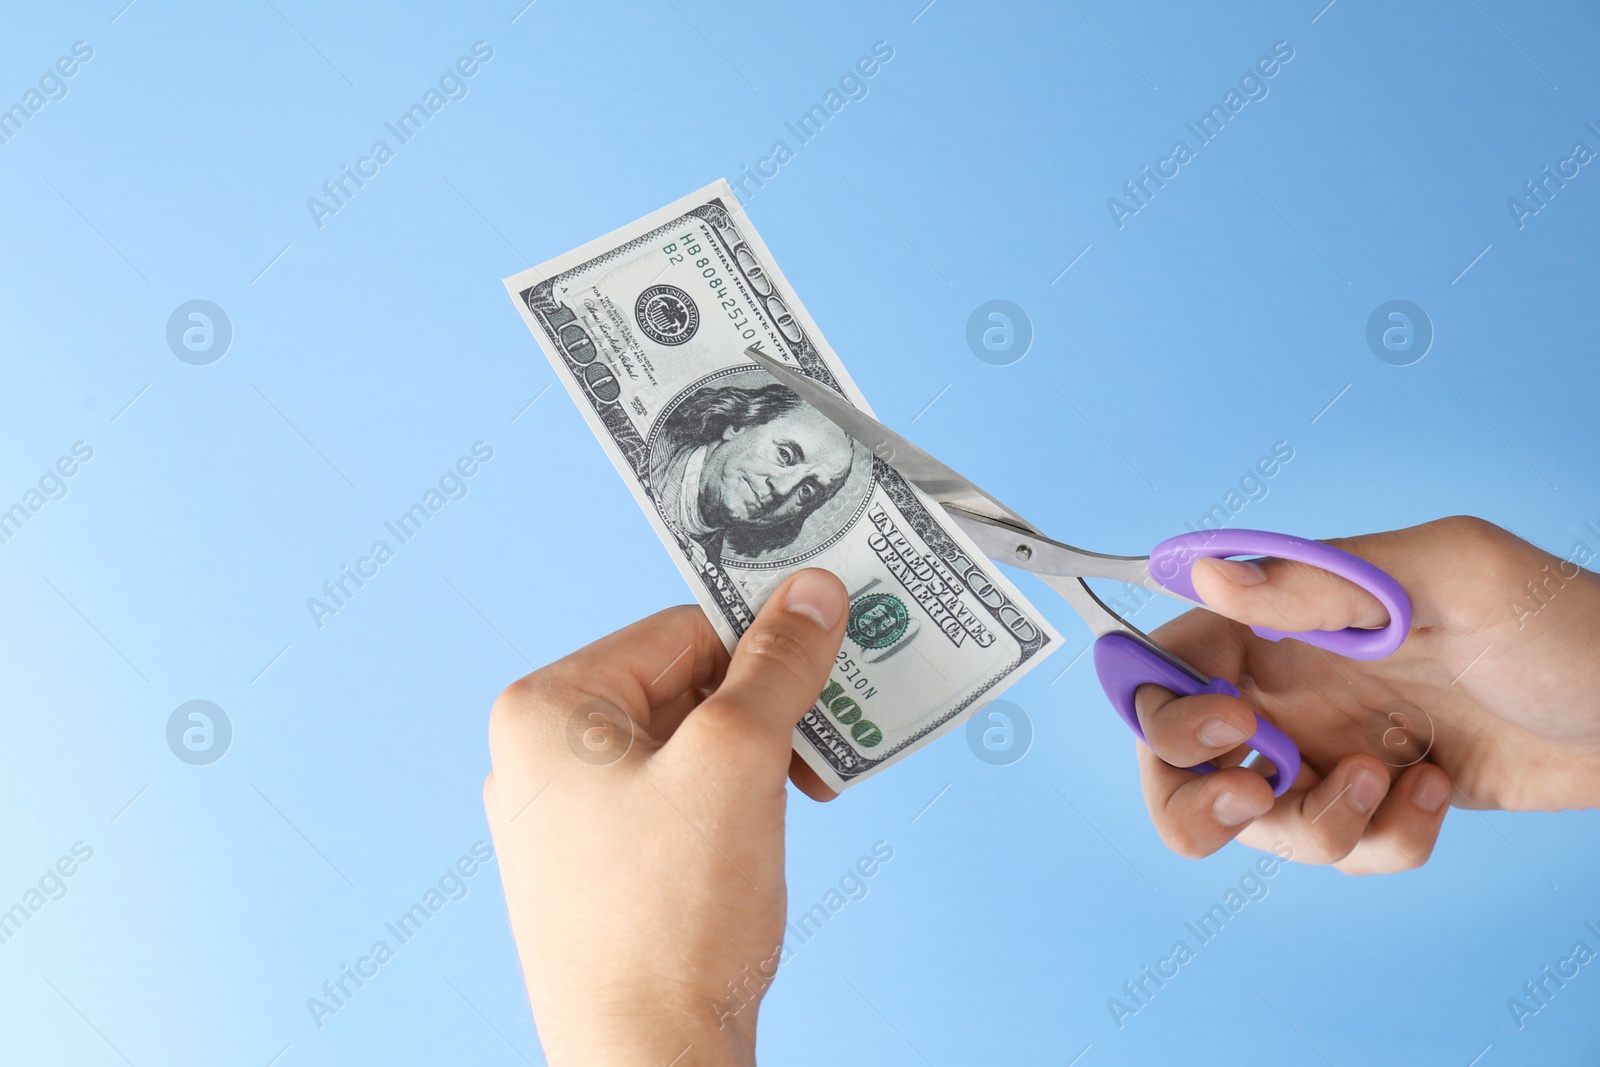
xmin=745 ymin=346 xmax=1041 ymax=534
xmin=744 ymin=345 xmax=1150 ymax=586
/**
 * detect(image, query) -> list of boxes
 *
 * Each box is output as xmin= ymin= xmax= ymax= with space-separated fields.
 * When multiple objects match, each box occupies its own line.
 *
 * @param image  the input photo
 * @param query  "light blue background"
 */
xmin=2 ymin=0 xmax=1597 ymax=1063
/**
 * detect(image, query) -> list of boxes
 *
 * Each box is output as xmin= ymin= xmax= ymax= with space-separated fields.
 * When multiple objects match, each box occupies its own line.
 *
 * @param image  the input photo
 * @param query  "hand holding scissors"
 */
xmin=748 ymin=348 xmax=1412 ymax=800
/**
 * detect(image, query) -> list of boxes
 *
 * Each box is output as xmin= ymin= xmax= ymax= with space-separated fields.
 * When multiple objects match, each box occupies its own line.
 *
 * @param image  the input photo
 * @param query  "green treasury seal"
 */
xmin=847 ymin=592 xmax=910 ymax=650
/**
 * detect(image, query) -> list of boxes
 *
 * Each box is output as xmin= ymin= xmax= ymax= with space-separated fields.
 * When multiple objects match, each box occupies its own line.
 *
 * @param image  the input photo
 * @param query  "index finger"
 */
xmin=1190 ymin=553 xmax=1389 ymax=632
xmin=506 ymin=604 xmax=730 ymax=729
xmin=1137 ymin=740 xmax=1276 ymax=858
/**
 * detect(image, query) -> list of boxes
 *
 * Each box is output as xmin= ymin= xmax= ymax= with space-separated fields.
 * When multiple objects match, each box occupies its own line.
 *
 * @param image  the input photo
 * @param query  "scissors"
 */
xmin=746 ymin=346 xmax=1413 ymax=797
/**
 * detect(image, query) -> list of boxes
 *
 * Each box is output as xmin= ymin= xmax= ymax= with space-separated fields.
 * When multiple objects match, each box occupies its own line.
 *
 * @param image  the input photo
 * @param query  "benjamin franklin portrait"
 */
xmin=647 ymin=367 xmax=874 ymax=565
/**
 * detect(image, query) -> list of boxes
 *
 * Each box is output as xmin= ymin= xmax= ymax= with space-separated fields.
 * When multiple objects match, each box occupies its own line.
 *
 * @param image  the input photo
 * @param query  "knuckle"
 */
xmin=1304 ymin=820 xmax=1358 ymax=865
xmin=1429 ymin=515 xmax=1536 ymax=606
xmin=1432 ymin=514 xmax=1506 ymax=548
xmin=1435 ymin=516 xmax=1517 ymax=573
xmin=487 ymin=674 xmax=570 ymax=760
xmin=738 ymin=626 xmax=820 ymax=683
xmin=1332 ymin=857 xmax=1383 ymax=877
xmin=1140 ymin=721 xmax=1180 ymax=760
xmin=1147 ymin=728 xmax=1202 ymax=769
xmin=1133 ymin=682 xmax=1173 ymax=722
xmin=1154 ymin=819 xmax=1220 ymax=861
xmin=691 ymin=703 xmax=766 ymax=757
xmin=489 ymin=677 xmax=540 ymax=734
xmin=653 ymin=602 xmax=709 ymax=633
xmin=1154 ymin=713 xmax=1241 ymax=768
xmin=1134 ymin=697 xmax=1180 ymax=747
xmin=1387 ymin=833 xmax=1436 ymax=872
xmin=679 ymin=699 xmax=783 ymax=775
xmin=1171 ymin=838 xmax=1219 ymax=861
xmin=1334 ymin=841 xmax=1418 ymax=876
xmin=1440 ymin=515 xmax=1514 ymax=558
xmin=1290 ymin=562 xmax=1375 ymax=630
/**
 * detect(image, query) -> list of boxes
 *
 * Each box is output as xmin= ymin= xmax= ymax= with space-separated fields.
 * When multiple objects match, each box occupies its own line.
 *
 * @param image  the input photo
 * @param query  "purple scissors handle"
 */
xmin=1094 ymin=634 xmax=1301 ymax=796
xmin=1093 ymin=529 xmax=1413 ymax=798
xmin=1146 ymin=529 xmax=1413 ymax=660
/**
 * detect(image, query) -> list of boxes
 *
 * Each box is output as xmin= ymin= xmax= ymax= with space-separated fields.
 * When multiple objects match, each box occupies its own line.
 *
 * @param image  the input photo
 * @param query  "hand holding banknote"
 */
xmin=506 ymin=181 xmax=1062 ymax=794
xmin=484 ymin=570 xmax=849 ymax=1067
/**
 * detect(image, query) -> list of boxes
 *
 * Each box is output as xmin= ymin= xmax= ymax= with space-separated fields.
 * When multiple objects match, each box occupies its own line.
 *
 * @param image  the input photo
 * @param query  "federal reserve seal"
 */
xmin=635 ymin=285 xmax=700 ymax=346
xmin=848 ymin=592 xmax=911 ymax=650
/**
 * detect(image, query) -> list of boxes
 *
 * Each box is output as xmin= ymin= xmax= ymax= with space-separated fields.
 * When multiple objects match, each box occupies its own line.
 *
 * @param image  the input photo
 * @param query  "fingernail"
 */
xmin=784 ymin=570 xmax=845 ymax=630
xmin=1202 ymin=558 xmax=1268 ymax=586
xmin=1197 ymin=718 xmax=1248 ymax=748
xmin=1411 ymin=772 xmax=1449 ymax=814
xmin=1347 ymin=768 xmax=1387 ymax=814
xmin=1213 ymin=790 xmax=1271 ymax=827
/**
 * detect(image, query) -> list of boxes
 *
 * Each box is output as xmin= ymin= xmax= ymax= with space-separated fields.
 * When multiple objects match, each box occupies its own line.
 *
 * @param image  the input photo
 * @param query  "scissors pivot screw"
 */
xmin=1013 ymin=544 xmax=1033 ymax=562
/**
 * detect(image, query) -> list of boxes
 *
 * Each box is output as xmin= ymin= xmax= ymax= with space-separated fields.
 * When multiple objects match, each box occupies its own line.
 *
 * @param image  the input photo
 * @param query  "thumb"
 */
xmin=1190 ymin=546 xmax=1391 ymax=634
xmin=669 ymin=569 xmax=848 ymax=770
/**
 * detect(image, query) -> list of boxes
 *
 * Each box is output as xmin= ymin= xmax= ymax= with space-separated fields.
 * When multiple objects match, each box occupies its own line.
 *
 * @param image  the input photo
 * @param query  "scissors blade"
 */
xmin=744 ymin=345 xmax=1043 ymax=537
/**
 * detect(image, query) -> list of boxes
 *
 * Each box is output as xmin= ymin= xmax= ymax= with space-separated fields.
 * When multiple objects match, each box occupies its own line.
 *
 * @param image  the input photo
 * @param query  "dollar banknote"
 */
xmin=504 ymin=179 xmax=1062 ymax=790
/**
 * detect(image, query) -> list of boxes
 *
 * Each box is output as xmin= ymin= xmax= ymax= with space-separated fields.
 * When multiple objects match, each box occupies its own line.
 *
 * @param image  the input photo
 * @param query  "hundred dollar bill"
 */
xmin=504 ymin=180 xmax=1062 ymax=790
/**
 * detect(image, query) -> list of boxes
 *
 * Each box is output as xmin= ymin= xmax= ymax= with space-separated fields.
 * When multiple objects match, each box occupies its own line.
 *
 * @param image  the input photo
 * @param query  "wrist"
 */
xmin=542 ymin=1010 xmax=756 ymax=1067
xmin=535 ymin=982 xmax=760 ymax=1067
